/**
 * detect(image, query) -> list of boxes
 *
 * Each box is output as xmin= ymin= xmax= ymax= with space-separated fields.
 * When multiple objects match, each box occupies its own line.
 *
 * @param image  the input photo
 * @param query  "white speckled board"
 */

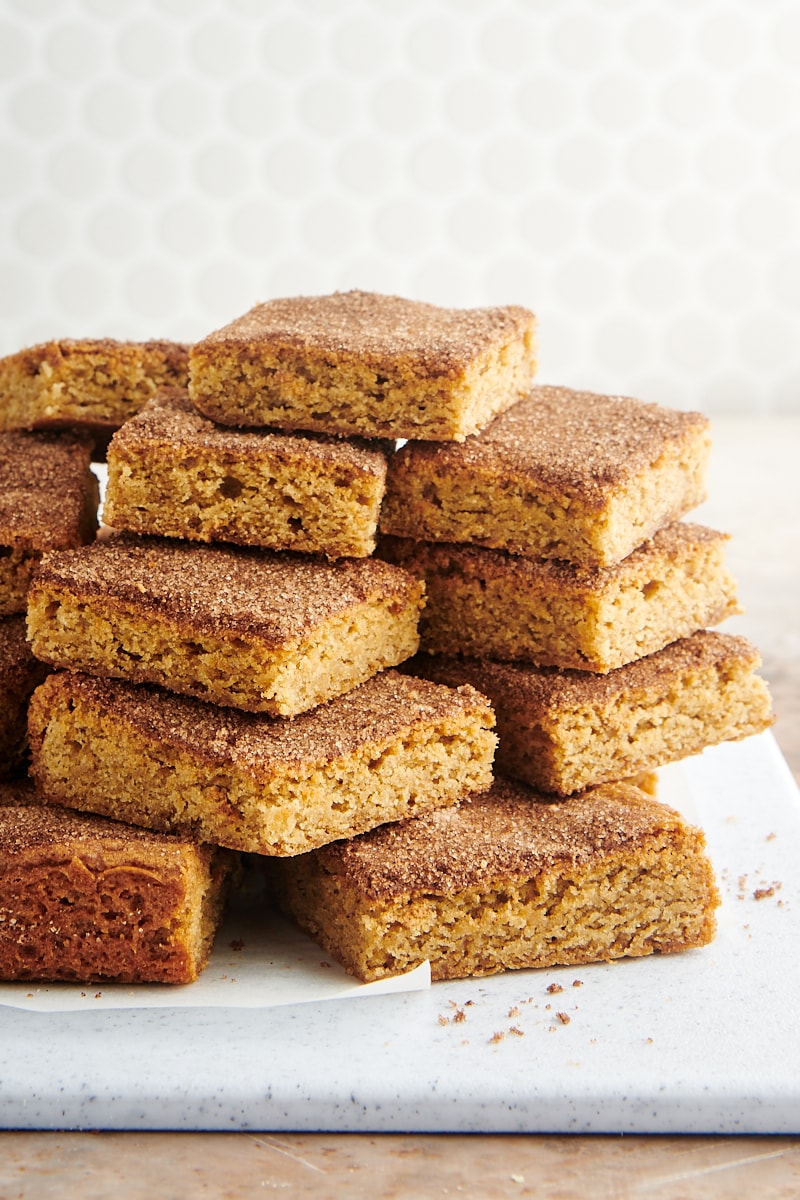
xmin=1 ymin=732 xmax=797 ymax=1134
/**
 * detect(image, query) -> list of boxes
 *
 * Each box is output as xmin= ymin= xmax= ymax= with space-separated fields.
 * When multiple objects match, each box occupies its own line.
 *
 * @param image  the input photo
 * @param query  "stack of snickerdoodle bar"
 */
xmin=1 ymin=290 xmax=775 ymax=989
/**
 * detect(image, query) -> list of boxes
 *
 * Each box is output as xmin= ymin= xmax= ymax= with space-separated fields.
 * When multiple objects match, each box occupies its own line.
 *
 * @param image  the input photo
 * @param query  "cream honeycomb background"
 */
xmin=2 ymin=0 xmax=799 ymax=414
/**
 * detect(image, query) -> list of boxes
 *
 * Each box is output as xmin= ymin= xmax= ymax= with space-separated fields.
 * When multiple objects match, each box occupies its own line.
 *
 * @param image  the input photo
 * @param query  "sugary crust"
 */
xmin=410 ymin=630 xmax=764 ymax=715
xmin=0 ymin=430 xmax=98 ymax=549
xmin=286 ymin=777 xmax=700 ymax=899
xmin=30 ymin=533 xmax=417 ymax=646
xmin=385 ymin=386 xmax=709 ymax=507
xmin=29 ymin=669 xmax=491 ymax=775
xmin=380 ymin=522 xmax=728 ymax=598
xmin=111 ymin=388 xmax=392 ymax=474
xmin=194 ymin=290 xmax=535 ymax=378
xmin=0 ymin=616 xmax=50 ymax=779
xmin=0 ymin=615 xmax=47 ymax=694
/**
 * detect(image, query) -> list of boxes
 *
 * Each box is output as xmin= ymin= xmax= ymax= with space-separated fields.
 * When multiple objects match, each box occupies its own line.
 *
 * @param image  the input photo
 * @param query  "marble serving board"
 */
xmin=2 ymin=732 xmax=798 ymax=1135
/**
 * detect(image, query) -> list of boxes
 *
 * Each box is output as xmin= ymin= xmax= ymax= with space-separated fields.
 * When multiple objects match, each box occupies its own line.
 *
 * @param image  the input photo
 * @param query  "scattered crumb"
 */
xmin=508 ymin=1005 xmax=520 ymax=1017
xmin=490 ymin=1031 xmax=506 ymax=1044
xmin=438 ymin=1015 xmax=450 ymax=1026
xmin=94 ymin=992 xmax=102 ymax=999
xmin=556 ymin=1012 xmax=570 ymax=1025
xmin=26 ymin=993 xmax=32 ymax=999
xmin=229 ymin=939 xmax=244 ymax=951
xmin=453 ymin=1008 xmax=466 ymax=1024
xmin=754 ymin=883 xmax=782 ymax=900
xmin=546 ymin=983 xmax=564 ymax=994
xmin=509 ymin=1026 xmax=524 ymax=1037
xmin=465 ymin=999 xmax=475 ymax=1007
xmin=572 ymin=979 xmax=584 ymax=988
xmin=319 ymin=961 xmax=332 ymax=969
xmin=766 ymin=832 xmax=777 ymax=841
xmin=646 ymin=1037 xmax=654 ymax=1045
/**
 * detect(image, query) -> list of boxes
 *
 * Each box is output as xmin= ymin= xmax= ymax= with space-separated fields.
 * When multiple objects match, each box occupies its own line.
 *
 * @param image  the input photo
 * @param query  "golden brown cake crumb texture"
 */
xmin=0 ymin=338 xmax=190 ymax=438
xmin=270 ymin=776 xmax=721 ymax=982
xmin=379 ymin=386 xmax=711 ymax=566
xmin=0 ymin=798 xmax=237 ymax=983
xmin=0 ymin=430 xmax=98 ymax=616
xmin=377 ymin=523 xmax=740 ymax=672
xmin=406 ymin=630 xmax=774 ymax=795
xmin=27 ymin=670 xmax=497 ymax=856
xmin=104 ymin=388 xmax=391 ymax=558
xmin=26 ymin=534 xmax=424 ymax=715
xmin=188 ymin=290 xmax=537 ymax=442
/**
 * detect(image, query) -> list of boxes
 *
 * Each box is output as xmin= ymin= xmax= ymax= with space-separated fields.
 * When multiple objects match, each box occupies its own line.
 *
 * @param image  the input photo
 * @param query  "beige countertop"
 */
xmin=2 ymin=417 xmax=799 ymax=1198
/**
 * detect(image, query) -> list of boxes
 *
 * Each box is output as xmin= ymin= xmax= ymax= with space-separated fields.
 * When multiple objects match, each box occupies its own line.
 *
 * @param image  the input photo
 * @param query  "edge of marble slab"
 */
xmin=2 ymin=732 xmax=799 ymax=1135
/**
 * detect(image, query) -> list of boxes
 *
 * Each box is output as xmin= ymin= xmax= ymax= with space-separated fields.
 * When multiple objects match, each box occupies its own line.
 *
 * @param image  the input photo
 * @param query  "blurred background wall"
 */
xmin=1 ymin=0 xmax=799 ymax=415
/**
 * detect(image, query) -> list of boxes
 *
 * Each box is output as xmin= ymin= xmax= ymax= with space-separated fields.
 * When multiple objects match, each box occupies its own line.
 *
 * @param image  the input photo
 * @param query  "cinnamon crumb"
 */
xmin=508 ymin=1005 xmax=520 ymax=1017
xmin=453 ymin=1008 xmax=467 ymax=1023
xmin=572 ymin=979 xmax=584 ymax=988
xmin=438 ymin=1015 xmax=450 ymax=1026
xmin=509 ymin=1026 xmax=524 ymax=1037
xmin=547 ymin=983 xmax=564 ymax=994
xmin=556 ymin=1012 xmax=570 ymax=1025
xmin=490 ymin=1031 xmax=506 ymax=1043
xmin=766 ymin=832 xmax=776 ymax=841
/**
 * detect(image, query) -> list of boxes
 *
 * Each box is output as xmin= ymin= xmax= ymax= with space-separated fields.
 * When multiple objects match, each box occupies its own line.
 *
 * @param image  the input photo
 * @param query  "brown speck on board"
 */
xmin=453 ymin=1008 xmax=467 ymax=1023
xmin=490 ymin=1031 xmax=506 ymax=1044
xmin=556 ymin=1012 xmax=570 ymax=1025
xmin=547 ymin=983 xmax=564 ymax=994
xmin=572 ymin=979 xmax=584 ymax=988
xmin=509 ymin=1026 xmax=524 ymax=1037
xmin=508 ymin=1005 xmax=520 ymax=1017
xmin=230 ymin=939 xmax=244 ymax=951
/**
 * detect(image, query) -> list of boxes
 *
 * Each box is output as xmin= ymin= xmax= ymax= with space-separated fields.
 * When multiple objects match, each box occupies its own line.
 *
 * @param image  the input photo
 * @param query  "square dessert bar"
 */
xmin=0 ymin=430 xmax=98 ymax=616
xmin=104 ymin=388 xmax=391 ymax=559
xmin=27 ymin=534 xmax=424 ymax=716
xmin=378 ymin=523 xmax=740 ymax=673
xmin=379 ymin=385 xmax=711 ymax=567
xmin=188 ymin=290 xmax=537 ymax=442
xmin=0 ymin=338 xmax=189 ymax=446
xmin=0 ymin=616 xmax=50 ymax=779
xmin=0 ymin=778 xmax=236 ymax=984
xmin=28 ymin=670 xmax=497 ymax=857
xmin=270 ymin=777 xmax=720 ymax=982
xmin=407 ymin=631 xmax=774 ymax=795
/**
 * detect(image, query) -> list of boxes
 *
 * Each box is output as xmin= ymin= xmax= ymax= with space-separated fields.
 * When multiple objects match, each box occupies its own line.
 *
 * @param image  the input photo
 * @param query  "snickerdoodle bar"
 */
xmin=377 ymin=523 xmax=740 ymax=673
xmin=407 ymin=631 xmax=774 ymax=795
xmin=104 ymin=388 xmax=391 ymax=559
xmin=270 ymin=776 xmax=720 ymax=982
xmin=188 ymin=290 xmax=537 ymax=442
xmin=27 ymin=670 xmax=497 ymax=857
xmin=0 ymin=430 xmax=98 ymax=616
xmin=26 ymin=534 xmax=424 ymax=716
xmin=0 ymin=777 xmax=236 ymax=984
xmin=379 ymin=385 xmax=711 ymax=567
xmin=0 ymin=338 xmax=189 ymax=445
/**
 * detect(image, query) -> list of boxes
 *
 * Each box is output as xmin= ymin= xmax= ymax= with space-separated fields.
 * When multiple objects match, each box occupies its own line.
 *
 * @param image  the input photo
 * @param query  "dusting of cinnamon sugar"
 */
xmin=33 ymin=533 xmax=418 ymax=644
xmin=391 ymin=384 xmax=709 ymax=505
xmin=0 ymin=430 xmax=96 ymax=547
xmin=115 ymin=388 xmax=391 ymax=476
xmin=34 ymin=670 xmax=492 ymax=773
xmin=196 ymin=290 xmax=535 ymax=378
xmin=310 ymin=777 xmax=689 ymax=900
